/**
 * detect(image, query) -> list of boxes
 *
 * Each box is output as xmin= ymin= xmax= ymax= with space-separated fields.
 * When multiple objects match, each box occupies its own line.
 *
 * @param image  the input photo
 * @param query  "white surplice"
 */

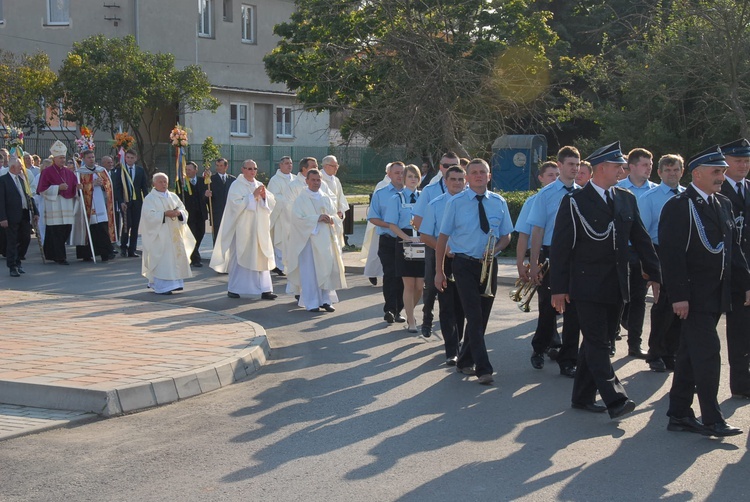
xmin=267 ymin=170 xmax=294 ymax=271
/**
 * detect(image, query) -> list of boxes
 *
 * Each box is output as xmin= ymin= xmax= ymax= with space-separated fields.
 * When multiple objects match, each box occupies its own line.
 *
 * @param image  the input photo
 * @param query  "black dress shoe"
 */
xmin=667 ymin=416 xmax=709 ymax=435
xmin=704 ymin=421 xmax=743 ymax=437
xmin=446 ymin=356 xmax=458 ymax=367
xmin=609 ymin=346 xmax=616 ymax=357
xmin=9 ymin=268 xmax=20 ymax=277
xmin=322 ymin=303 xmax=335 ymax=312
xmin=271 ymin=267 xmax=286 ymax=276
xmin=530 ymin=352 xmax=544 ymax=369
xmin=16 ymin=266 xmax=25 ymax=274
xmin=128 ymin=252 xmax=141 ymax=258
xmin=456 ymin=366 xmax=476 ymax=376
xmin=628 ymin=347 xmax=648 ymax=359
xmin=560 ymin=365 xmax=576 ymax=378
xmin=192 ymin=262 xmax=203 ymax=268
xmin=368 ymin=277 xmax=378 ymax=286
xmin=227 ymin=292 xmax=240 ymax=298
xmin=608 ymin=399 xmax=636 ymax=419
xmin=120 ymin=249 xmax=127 ymax=257
xmin=547 ymin=347 xmax=560 ymax=360
xmin=421 ymin=325 xmax=432 ymax=338
xmin=648 ymin=359 xmax=667 ymax=372
xmin=384 ymin=312 xmax=395 ymax=323
xmin=572 ymin=402 xmax=607 ymax=413
xmin=56 ymin=260 xmax=70 ymax=265
xmin=82 ymin=257 xmax=93 ymax=262
xmin=261 ymin=291 xmax=277 ymax=300
xmin=108 ymin=253 xmax=117 ymax=260
xmin=295 ymin=295 xmax=300 ymax=301
xmin=394 ymin=313 xmax=406 ymax=323
xmin=731 ymin=391 xmax=750 ymax=400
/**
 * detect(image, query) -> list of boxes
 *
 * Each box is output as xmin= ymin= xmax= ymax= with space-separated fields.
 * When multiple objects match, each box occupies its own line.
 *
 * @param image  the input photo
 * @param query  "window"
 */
xmin=276 ymin=106 xmax=293 ymax=137
xmin=198 ymin=0 xmax=212 ymax=37
xmin=47 ymin=0 xmax=70 ymax=25
xmin=230 ymin=103 xmax=248 ymax=135
xmin=223 ymin=0 xmax=232 ymax=22
xmin=241 ymin=5 xmax=255 ymax=43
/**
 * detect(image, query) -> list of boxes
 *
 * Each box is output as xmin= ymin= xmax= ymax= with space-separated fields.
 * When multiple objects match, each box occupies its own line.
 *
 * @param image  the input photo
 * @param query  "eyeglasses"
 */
xmin=441 ymin=163 xmax=457 ymax=168
xmin=243 ymin=167 xmax=258 ymax=171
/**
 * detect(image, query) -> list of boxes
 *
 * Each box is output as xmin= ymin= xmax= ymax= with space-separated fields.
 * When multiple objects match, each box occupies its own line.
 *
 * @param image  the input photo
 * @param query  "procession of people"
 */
xmin=3 ymin=136 xmax=750 ymax=438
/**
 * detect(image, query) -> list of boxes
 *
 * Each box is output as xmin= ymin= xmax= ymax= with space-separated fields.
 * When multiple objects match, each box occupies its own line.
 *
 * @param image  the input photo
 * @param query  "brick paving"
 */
xmin=0 ymin=291 xmax=258 ymax=390
xmin=0 ymin=404 xmax=96 ymax=441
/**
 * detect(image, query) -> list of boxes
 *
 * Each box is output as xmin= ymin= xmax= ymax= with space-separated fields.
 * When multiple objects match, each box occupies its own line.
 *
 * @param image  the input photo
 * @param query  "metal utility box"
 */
xmin=491 ymin=135 xmax=548 ymax=191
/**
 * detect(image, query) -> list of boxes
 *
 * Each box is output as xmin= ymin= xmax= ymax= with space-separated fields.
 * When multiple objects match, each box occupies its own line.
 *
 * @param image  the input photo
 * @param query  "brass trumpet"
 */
xmin=480 ymin=233 xmax=498 ymax=298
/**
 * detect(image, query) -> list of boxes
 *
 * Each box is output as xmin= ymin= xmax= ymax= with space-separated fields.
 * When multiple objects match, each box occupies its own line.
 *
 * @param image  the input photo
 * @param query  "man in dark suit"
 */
xmin=206 ymin=157 xmax=236 ymax=244
xmin=719 ymin=138 xmax=750 ymax=400
xmin=551 ymin=141 xmax=661 ymax=420
xmin=181 ymin=162 xmax=208 ymax=267
xmin=660 ymin=145 xmax=750 ymax=437
xmin=111 ymin=149 xmax=150 ymax=257
xmin=0 ymin=157 xmax=39 ymax=277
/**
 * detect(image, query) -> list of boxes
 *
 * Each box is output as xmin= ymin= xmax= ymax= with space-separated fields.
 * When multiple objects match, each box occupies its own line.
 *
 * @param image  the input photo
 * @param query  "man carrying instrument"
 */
xmin=435 ymin=159 xmax=513 ymax=385
xmin=551 ymin=141 xmax=661 ymax=420
xmin=527 ymin=147 xmax=581 ymax=377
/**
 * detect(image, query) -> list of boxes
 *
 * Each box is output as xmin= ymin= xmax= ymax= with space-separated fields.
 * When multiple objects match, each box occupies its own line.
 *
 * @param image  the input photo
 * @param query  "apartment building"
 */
xmin=0 ymin=0 xmax=329 ymax=147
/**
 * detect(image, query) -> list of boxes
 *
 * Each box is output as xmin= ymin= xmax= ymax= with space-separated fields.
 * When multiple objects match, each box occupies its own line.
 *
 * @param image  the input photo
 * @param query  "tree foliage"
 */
xmin=0 ymin=50 xmax=57 ymax=132
xmin=265 ymin=0 xmax=560 ymax=157
xmin=57 ymin=35 xmax=220 ymax=171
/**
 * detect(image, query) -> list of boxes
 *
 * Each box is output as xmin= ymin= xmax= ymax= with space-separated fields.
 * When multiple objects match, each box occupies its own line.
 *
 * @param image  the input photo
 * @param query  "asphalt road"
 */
xmin=0 ymin=255 xmax=748 ymax=501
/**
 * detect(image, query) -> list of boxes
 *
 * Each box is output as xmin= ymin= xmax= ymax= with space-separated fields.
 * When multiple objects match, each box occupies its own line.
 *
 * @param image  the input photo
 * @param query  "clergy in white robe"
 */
xmin=140 ymin=173 xmax=195 ymax=294
xmin=267 ymin=156 xmax=295 ymax=273
xmin=360 ymin=171 xmax=392 ymax=279
xmin=209 ymin=159 xmax=278 ymax=300
xmin=286 ymin=169 xmax=347 ymax=312
xmin=320 ymin=155 xmax=350 ymax=248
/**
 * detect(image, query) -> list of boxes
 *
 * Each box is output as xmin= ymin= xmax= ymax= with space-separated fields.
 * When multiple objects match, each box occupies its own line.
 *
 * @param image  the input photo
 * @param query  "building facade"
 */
xmin=0 ymin=0 xmax=329 ymax=151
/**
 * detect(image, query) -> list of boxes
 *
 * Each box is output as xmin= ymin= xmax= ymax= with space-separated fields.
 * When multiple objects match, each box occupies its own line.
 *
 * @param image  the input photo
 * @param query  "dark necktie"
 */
xmin=477 ymin=194 xmax=489 ymax=233
xmin=670 ymin=188 xmax=679 ymax=195
xmin=14 ymin=175 xmax=27 ymax=209
xmin=708 ymin=195 xmax=722 ymax=220
xmin=605 ymin=189 xmax=614 ymax=212
xmin=737 ymin=181 xmax=745 ymax=204
xmin=410 ymin=193 xmax=416 ymax=204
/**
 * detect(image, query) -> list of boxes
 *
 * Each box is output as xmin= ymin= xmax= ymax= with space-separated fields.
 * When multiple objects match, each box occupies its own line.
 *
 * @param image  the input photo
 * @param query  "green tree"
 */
xmin=201 ymin=136 xmax=221 ymax=168
xmin=57 ymin=35 xmax=219 ymax=171
xmin=0 ymin=50 xmax=56 ymax=132
xmin=264 ymin=0 xmax=560 ymax=158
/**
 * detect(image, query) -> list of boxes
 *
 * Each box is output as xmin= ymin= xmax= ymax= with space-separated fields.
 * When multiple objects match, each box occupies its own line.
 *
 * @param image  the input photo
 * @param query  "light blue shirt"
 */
xmin=617 ymin=176 xmax=657 ymax=199
xmin=514 ymin=193 xmax=538 ymax=235
xmin=384 ymin=188 xmax=419 ymax=230
xmin=638 ymin=182 xmax=685 ymax=244
xmin=527 ymin=179 xmax=579 ymax=246
xmin=420 ymin=191 xmax=454 ymax=238
xmin=440 ymin=189 xmax=514 ymax=258
xmin=368 ymin=183 xmax=402 ymax=236
xmin=412 ymin=178 xmax=446 ymax=218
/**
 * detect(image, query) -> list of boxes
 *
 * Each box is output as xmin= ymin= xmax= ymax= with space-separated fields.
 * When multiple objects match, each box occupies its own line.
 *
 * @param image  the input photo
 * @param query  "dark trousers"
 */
xmin=437 ymin=256 xmax=465 ymax=359
xmin=646 ymin=287 xmax=681 ymax=362
xmin=188 ymin=214 xmax=205 ymax=264
xmin=726 ymin=293 xmax=750 ymax=394
xmin=43 ymin=224 xmax=72 ymax=263
xmin=421 ymin=247 xmax=438 ymax=327
xmin=378 ymin=235 xmax=404 ymax=315
xmin=572 ymin=301 xmax=628 ymax=407
xmin=120 ymin=201 xmax=142 ymax=254
xmin=531 ymin=250 xmax=560 ymax=355
xmin=558 ymin=300 xmax=581 ymax=369
xmin=76 ymin=222 xmax=114 ymax=260
xmin=668 ymin=311 xmax=723 ymax=424
xmin=621 ymin=253 xmax=648 ymax=348
xmin=4 ymin=210 xmax=31 ymax=268
xmin=211 ymin=213 xmax=224 ymax=245
xmin=453 ymin=255 xmax=495 ymax=377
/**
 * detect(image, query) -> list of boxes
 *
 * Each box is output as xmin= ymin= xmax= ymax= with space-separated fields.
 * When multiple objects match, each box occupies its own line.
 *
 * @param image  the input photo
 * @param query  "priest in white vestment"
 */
xmin=140 ymin=173 xmax=195 ymax=294
xmin=285 ymin=157 xmax=335 ymax=293
xmin=210 ymin=159 xmax=278 ymax=300
xmin=286 ymin=169 xmax=347 ymax=312
xmin=320 ymin=155 xmax=350 ymax=248
xmin=267 ymin=156 xmax=295 ymax=274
